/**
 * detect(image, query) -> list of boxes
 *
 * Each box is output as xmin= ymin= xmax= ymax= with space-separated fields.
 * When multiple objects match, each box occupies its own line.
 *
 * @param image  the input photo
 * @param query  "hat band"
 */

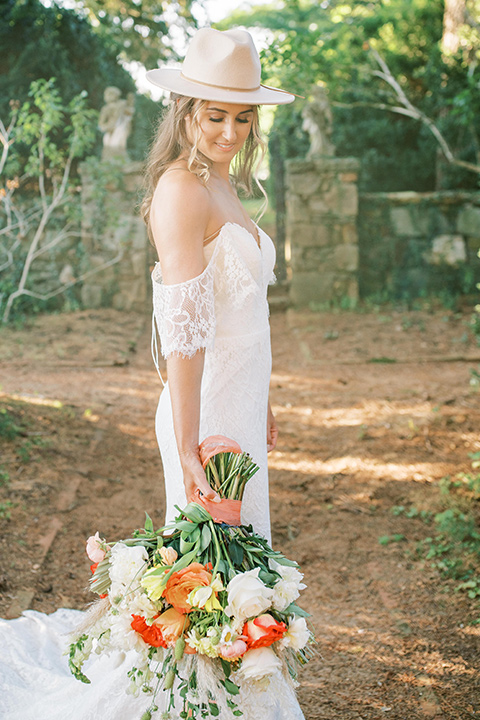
xmin=180 ymin=71 xmax=261 ymax=94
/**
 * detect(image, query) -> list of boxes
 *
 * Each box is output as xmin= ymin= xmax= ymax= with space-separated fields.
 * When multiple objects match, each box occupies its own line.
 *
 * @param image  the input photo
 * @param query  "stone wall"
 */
xmin=286 ymin=157 xmax=360 ymax=307
xmin=79 ymin=161 xmax=151 ymax=311
xmin=358 ymin=191 xmax=480 ymax=300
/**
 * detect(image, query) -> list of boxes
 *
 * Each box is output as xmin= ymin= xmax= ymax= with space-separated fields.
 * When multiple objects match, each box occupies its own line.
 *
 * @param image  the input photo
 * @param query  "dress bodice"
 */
xmin=152 ymin=221 xmax=276 ymax=541
xmin=151 ymin=222 xmax=276 ymax=360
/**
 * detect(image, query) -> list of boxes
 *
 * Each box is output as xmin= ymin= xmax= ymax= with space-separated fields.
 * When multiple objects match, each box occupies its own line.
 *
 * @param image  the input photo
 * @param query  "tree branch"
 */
xmin=8 ymin=247 xmax=124 ymax=303
xmin=335 ymin=44 xmax=480 ymax=177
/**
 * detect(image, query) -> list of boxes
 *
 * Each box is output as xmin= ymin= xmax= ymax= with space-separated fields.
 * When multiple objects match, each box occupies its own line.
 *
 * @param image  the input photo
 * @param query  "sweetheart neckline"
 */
xmin=152 ymin=221 xmax=268 ymax=286
xmin=204 ymin=221 xmax=263 ymax=252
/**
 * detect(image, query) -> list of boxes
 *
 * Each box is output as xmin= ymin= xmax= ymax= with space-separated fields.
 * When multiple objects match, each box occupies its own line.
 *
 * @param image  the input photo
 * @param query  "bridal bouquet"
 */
xmin=68 ymin=436 xmax=314 ymax=720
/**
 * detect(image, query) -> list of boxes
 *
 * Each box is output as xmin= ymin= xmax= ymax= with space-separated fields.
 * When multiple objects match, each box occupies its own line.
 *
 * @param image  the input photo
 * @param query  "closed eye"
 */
xmin=208 ymin=117 xmax=252 ymax=124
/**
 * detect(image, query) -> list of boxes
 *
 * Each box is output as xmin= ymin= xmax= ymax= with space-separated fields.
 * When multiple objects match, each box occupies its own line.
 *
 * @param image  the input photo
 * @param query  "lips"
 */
xmin=215 ymin=143 xmax=235 ymax=152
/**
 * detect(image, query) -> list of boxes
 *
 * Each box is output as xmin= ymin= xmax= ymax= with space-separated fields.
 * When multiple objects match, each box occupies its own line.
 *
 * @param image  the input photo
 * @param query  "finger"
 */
xmin=267 ymin=426 xmax=278 ymax=452
xmin=197 ymin=477 xmax=221 ymax=503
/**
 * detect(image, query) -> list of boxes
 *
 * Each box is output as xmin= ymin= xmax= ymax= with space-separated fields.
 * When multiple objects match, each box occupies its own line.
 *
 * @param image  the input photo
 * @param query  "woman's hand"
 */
xmin=179 ymin=449 xmax=221 ymax=504
xmin=267 ymin=402 xmax=278 ymax=453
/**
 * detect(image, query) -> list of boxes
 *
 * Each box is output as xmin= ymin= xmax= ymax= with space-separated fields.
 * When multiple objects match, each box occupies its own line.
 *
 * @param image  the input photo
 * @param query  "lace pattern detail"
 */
xmin=213 ymin=226 xmax=262 ymax=311
xmin=152 ymin=263 xmax=216 ymax=360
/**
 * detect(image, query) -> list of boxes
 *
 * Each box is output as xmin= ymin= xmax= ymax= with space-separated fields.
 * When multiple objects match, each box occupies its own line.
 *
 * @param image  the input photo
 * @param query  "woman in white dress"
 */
xmin=0 ymin=27 xmax=306 ymax=720
xmin=145 ymin=27 xmax=294 ymax=544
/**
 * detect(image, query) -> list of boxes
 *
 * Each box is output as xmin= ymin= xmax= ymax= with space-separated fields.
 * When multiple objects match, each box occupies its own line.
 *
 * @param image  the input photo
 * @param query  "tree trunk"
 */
xmin=442 ymin=0 xmax=466 ymax=56
xmin=437 ymin=0 xmax=466 ymax=186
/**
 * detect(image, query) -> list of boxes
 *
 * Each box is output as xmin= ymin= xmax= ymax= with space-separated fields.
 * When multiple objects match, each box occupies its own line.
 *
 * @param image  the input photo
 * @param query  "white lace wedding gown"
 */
xmin=0 ymin=222 xmax=305 ymax=720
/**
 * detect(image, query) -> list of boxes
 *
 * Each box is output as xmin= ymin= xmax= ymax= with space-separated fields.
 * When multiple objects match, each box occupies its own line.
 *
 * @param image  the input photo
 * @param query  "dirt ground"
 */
xmin=1 ymin=305 xmax=480 ymax=720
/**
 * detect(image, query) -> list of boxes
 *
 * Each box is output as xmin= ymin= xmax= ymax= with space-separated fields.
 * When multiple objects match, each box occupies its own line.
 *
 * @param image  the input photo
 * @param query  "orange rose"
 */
xmin=131 ymin=614 xmax=167 ymax=647
xmin=198 ymin=435 xmax=242 ymax=468
xmin=163 ymin=562 xmax=213 ymax=614
xmin=156 ymin=607 xmax=189 ymax=646
xmin=243 ymin=614 xmax=287 ymax=649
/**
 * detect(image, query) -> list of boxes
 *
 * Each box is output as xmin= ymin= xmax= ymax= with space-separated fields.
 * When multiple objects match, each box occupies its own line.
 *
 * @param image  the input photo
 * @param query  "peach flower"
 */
xmin=156 ymin=607 xmax=189 ymax=646
xmin=218 ymin=639 xmax=248 ymax=661
xmin=131 ymin=608 xmax=189 ymax=648
xmin=159 ymin=546 xmax=178 ymax=566
xmin=163 ymin=562 xmax=213 ymax=614
xmin=86 ymin=532 xmax=106 ymax=563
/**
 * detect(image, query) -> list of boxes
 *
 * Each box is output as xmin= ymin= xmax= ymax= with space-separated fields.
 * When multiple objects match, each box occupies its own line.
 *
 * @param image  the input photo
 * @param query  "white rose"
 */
xmin=128 ymin=590 xmax=159 ymax=619
xmin=108 ymin=543 xmax=148 ymax=598
xmin=238 ymin=647 xmax=282 ymax=681
xmin=109 ymin=610 xmax=147 ymax=653
xmin=279 ymin=617 xmax=310 ymax=651
xmin=269 ymin=560 xmax=306 ymax=612
xmin=224 ymin=569 xmax=274 ymax=622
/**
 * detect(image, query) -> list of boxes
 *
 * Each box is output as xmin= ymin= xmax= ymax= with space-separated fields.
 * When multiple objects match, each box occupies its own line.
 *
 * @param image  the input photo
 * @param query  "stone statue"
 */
xmin=98 ymin=87 xmax=135 ymax=160
xmin=302 ymin=84 xmax=335 ymax=158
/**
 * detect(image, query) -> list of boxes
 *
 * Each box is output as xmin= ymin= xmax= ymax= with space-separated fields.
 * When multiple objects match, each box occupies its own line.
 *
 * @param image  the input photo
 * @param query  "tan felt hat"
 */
xmin=146 ymin=28 xmax=295 ymax=105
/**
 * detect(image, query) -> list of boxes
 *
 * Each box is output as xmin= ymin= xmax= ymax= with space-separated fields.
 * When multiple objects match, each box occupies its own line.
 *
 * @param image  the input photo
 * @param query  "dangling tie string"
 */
xmin=151 ymin=310 xmax=165 ymax=386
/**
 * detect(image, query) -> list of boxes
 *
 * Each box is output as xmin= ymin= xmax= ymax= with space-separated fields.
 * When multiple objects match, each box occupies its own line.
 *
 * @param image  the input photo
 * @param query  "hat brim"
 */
xmin=146 ymin=68 xmax=295 ymax=105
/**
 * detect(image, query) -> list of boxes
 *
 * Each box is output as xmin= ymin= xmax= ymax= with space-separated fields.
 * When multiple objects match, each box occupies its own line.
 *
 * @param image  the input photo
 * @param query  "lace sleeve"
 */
xmin=152 ymin=264 xmax=216 ymax=360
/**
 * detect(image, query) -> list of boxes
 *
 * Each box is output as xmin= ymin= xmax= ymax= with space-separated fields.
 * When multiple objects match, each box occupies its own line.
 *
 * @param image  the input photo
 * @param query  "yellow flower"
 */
xmin=187 ymin=584 xmax=223 ymax=613
xmin=140 ymin=566 xmax=168 ymax=601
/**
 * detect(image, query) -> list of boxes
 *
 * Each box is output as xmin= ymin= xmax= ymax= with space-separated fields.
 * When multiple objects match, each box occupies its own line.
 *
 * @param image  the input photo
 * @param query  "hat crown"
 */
xmin=181 ymin=28 xmax=261 ymax=92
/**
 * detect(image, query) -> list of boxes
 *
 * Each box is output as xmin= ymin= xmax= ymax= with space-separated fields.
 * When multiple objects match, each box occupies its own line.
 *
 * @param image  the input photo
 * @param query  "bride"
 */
xmin=0 ymin=27 xmax=305 ymax=720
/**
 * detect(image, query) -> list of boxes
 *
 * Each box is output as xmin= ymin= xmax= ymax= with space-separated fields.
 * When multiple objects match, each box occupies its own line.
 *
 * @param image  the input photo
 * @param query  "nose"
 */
xmin=221 ymin=120 xmax=237 ymax=143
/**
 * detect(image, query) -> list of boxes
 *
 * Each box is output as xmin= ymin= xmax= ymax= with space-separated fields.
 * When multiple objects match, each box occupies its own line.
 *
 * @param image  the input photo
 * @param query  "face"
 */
xmin=189 ymin=102 xmax=254 ymax=163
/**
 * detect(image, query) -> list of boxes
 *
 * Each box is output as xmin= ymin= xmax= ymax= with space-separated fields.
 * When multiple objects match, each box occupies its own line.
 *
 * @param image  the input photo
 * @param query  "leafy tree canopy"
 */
xmin=79 ymin=0 xmax=198 ymax=66
xmin=0 ymin=0 xmax=135 ymax=117
xmin=219 ymin=0 xmax=480 ymax=191
xmin=0 ymin=0 xmax=181 ymax=161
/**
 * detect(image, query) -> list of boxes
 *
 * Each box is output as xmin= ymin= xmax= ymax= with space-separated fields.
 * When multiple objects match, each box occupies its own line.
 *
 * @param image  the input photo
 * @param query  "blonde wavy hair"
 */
xmin=141 ymin=94 xmax=267 ymax=238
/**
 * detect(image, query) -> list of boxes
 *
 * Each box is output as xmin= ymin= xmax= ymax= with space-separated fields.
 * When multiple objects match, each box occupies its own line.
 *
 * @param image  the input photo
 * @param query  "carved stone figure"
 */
xmin=98 ymin=87 xmax=135 ymax=160
xmin=302 ymin=84 xmax=335 ymax=158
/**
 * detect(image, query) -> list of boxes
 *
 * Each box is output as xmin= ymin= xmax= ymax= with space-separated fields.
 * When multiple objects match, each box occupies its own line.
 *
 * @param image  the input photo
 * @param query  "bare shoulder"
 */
xmin=151 ymin=168 xmax=210 ymax=283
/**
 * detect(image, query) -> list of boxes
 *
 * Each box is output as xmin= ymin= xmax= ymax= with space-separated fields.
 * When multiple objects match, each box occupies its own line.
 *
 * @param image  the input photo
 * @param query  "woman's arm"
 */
xmin=151 ymin=171 xmax=220 ymax=504
xmin=267 ymin=401 xmax=278 ymax=453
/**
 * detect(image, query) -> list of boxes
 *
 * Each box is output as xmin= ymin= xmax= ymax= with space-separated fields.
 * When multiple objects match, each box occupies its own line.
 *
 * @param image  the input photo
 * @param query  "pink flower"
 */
xmin=218 ymin=639 xmax=247 ymax=661
xmin=86 ymin=532 xmax=106 ymax=563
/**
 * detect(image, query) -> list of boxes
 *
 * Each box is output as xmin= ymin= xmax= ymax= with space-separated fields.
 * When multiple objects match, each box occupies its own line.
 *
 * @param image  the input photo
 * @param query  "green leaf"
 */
xmin=208 ymin=703 xmax=220 ymax=716
xmin=181 ymin=502 xmax=212 ymax=523
xmin=220 ymin=658 xmax=231 ymax=678
xmin=258 ymin=570 xmax=278 ymax=585
xmin=144 ymin=512 xmax=154 ymax=534
xmin=283 ymin=602 xmax=310 ymax=618
xmin=180 ymin=537 xmax=196 ymax=554
xmin=224 ymin=678 xmax=240 ymax=695
xmin=379 ymin=534 xmax=406 ymax=545
xmin=228 ymin=540 xmax=244 ymax=566
xmin=268 ymin=555 xmax=299 ymax=568
xmin=200 ymin=523 xmax=212 ymax=552
xmin=216 ymin=559 xmax=227 ymax=575
xmin=176 ymin=520 xmax=197 ymax=533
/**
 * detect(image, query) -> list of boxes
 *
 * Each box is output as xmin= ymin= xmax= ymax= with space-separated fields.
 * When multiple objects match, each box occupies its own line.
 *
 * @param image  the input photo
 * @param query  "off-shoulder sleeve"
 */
xmin=152 ymin=263 xmax=216 ymax=359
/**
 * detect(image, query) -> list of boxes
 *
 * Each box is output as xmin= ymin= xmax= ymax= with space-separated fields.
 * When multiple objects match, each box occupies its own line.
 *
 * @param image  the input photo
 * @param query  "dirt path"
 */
xmin=1 ymin=307 xmax=479 ymax=719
